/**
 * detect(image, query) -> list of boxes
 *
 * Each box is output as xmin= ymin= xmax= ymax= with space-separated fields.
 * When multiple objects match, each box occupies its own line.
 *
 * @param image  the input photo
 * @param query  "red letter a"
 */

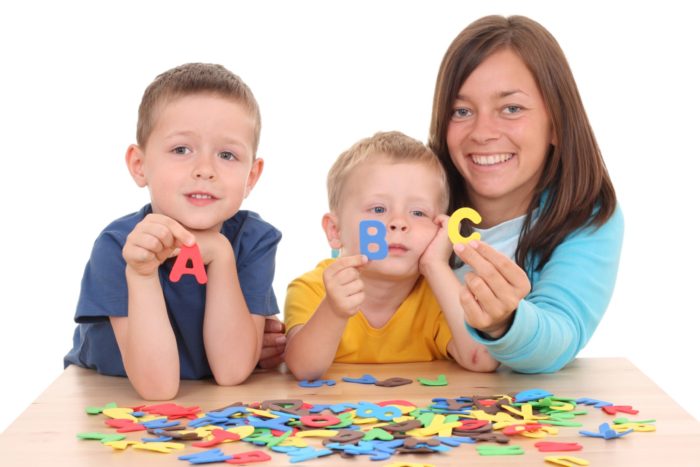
xmin=169 ymin=244 xmax=207 ymax=284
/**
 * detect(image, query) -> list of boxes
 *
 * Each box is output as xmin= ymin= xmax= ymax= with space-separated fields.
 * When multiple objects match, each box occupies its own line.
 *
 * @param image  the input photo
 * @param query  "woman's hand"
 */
xmin=454 ymin=240 xmax=531 ymax=338
xmin=258 ymin=318 xmax=287 ymax=369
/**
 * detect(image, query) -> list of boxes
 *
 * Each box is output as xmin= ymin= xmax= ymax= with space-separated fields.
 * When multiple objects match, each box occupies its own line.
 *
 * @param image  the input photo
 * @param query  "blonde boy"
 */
xmin=284 ymin=131 xmax=497 ymax=380
xmin=65 ymin=63 xmax=281 ymax=399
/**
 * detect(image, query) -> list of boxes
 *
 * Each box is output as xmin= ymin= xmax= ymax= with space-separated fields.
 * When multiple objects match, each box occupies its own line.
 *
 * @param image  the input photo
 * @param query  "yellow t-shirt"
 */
xmin=284 ymin=259 xmax=453 ymax=363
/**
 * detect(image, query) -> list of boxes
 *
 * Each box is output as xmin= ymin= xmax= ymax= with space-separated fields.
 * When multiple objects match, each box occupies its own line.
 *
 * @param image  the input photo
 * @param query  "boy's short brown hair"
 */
xmin=327 ymin=131 xmax=448 ymax=213
xmin=137 ymin=63 xmax=261 ymax=154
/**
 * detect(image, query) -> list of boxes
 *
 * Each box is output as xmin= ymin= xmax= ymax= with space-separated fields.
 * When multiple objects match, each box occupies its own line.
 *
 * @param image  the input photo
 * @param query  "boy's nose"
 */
xmin=193 ymin=159 xmax=216 ymax=180
xmin=194 ymin=171 xmax=215 ymax=180
xmin=389 ymin=218 xmax=408 ymax=232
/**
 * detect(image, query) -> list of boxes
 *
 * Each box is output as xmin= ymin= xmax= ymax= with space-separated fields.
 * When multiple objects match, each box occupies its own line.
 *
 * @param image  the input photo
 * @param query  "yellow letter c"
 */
xmin=447 ymin=207 xmax=482 ymax=245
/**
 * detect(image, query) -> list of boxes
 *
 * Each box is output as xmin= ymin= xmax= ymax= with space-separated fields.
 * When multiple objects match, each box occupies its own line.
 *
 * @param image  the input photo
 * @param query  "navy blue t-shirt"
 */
xmin=64 ymin=205 xmax=281 ymax=379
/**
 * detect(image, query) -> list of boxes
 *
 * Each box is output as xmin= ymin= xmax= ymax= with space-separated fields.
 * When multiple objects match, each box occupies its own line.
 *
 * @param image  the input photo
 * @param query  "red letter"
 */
xmin=226 ymin=450 xmax=271 ymax=464
xmin=169 ymin=244 xmax=207 ymax=284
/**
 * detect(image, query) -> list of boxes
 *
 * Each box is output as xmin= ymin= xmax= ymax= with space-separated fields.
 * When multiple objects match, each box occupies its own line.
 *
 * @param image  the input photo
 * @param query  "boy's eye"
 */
xmin=371 ymin=206 xmax=386 ymax=214
xmin=173 ymin=146 xmax=191 ymax=155
xmin=218 ymin=151 xmax=237 ymax=161
xmin=411 ymin=210 xmax=427 ymax=217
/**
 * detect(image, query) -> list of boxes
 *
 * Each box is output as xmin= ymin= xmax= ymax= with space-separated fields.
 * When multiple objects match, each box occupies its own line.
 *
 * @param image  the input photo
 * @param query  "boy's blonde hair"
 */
xmin=137 ymin=63 xmax=261 ymax=155
xmin=327 ymin=131 xmax=448 ymax=213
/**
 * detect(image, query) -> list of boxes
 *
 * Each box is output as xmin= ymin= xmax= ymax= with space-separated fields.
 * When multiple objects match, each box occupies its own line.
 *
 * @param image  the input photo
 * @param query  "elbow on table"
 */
xmin=285 ymin=359 xmax=325 ymax=382
xmin=213 ymin=374 xmax=247 ymax=387
xmin=508 ymin=355 xmax=573 ymax=374
xmin=473 ymin=358 xmax=501 ymax=373
xmin=453 ymin=351 xmax=500 ymax=373
xmin=212 ymin=364 xmax=256 ymax=387
xmin=497 ymin=315 xmax=584 ymax=374
xmin=133 ymin=379 xmax=179 ymax=401
xmin=449 ymin=342 xmax=500 ymax=373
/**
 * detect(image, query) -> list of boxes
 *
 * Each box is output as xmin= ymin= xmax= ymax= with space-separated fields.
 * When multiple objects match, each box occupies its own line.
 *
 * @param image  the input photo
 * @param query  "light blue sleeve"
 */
xmin=466 ymin=206 xmax=624 ymax=373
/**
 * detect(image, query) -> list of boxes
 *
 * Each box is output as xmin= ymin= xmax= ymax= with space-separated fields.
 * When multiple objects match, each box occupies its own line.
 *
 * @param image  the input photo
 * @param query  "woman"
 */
xmin=427 ymin=15 xmax=623 ymax=372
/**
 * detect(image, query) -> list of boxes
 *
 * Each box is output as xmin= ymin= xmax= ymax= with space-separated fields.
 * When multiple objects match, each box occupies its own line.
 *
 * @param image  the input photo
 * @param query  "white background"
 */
xmin=1 ymin=1 xmax=698 ymax=432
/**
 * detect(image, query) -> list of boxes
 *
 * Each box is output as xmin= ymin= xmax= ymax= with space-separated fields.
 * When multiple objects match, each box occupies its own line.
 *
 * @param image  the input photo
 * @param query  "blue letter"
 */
xmin=359 ymin=220 xmax=388 ymax=260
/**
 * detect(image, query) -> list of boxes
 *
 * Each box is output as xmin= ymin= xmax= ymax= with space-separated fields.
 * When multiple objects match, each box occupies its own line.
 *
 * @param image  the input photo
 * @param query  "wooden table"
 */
xmin=1 ymin=358 xmax=698 ymax=466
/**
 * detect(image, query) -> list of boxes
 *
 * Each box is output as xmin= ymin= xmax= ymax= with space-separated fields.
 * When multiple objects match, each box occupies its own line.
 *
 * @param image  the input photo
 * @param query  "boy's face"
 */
xmin=126 ymin=93 xmax=262 ymax=232
xmin=330 ymin=159 xmax=444 ymax=280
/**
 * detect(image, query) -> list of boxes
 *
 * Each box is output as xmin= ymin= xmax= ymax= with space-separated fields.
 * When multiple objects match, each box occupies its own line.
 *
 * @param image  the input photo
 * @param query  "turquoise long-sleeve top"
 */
xmin=456 ymin=205 xmax=624 ymax=373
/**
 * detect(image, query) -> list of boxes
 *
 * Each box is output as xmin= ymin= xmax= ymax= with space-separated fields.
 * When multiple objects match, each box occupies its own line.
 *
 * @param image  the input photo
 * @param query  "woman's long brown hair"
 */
xmin=429 ymin=15 xmax=616 ymax=272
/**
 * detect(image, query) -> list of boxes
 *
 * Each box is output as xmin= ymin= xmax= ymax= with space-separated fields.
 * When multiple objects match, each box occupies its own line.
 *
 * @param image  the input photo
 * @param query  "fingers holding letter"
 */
xmin=455 ymin=240 xmax=531 ymax=338
xmin=322 ymin=255 xmax=368 ymax=318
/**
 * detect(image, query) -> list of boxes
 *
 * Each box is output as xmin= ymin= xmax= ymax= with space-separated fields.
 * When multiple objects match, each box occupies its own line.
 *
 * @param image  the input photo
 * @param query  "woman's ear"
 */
xmin=322 ymin=213 xmax=342 ymax=249
xmin=125 ymin=144 xmax=148 ymax=187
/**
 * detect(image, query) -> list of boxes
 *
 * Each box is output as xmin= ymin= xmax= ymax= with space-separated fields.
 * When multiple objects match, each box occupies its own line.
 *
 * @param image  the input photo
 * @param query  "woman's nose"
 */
xmin=470 ymin=112 xmax=500 ymax=144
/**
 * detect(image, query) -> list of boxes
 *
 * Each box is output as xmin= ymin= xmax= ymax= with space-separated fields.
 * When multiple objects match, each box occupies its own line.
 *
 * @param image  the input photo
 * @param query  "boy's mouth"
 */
xmin=187 ymin=192 xmax=217 ymax=200
xmin=388 ymin=243 xmax=408 ymax=254
xmin=186 ymin=192 xmax=218 ymax=206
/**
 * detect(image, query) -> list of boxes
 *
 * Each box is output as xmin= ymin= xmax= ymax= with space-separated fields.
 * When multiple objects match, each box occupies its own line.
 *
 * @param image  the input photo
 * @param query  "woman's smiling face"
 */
xmin=446 ymin=48 xmax=554 ymax=226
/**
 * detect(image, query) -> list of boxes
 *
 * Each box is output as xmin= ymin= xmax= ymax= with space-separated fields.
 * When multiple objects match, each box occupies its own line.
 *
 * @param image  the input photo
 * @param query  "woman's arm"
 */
xmin=460 ymin=207 xmax=624 ymax=373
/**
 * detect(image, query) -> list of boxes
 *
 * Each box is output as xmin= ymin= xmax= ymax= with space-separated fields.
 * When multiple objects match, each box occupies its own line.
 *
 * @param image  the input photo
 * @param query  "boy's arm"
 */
xmin=284 ymin=255 xmax=367 ymax=380
xmin=111 ymin=273 xmax=179 ymax=399
xmin=112 ymin=214 xmax=196 ymax=400
xmin=423 ymin=262 xmax=499 ymax=372
xmin=199 ymin=231 xmax=264 ymax=385
xmin=285 ymin=299 xmax=351 ymax=381
xmin=420 ymin=215 xmax=499 ymax=372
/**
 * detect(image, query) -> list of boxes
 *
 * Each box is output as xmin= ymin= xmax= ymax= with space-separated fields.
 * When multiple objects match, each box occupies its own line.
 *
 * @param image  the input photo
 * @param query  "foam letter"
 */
xmin=169 ymin=244 xmax=207 ymax=284
xmin=448 ymin=207 xmax=482 ymax=245
xmin=359 ymin=220 xmax=388 ymax=260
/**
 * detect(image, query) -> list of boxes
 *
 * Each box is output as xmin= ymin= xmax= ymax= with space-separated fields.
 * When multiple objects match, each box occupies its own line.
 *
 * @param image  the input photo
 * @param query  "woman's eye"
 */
xmin=504 ymin=105 xmax=523 ymax=115
xmin=173 ymin=146 xmax=191 ymax=155
xmin=371 ymin=206 xmax=386 ymax=214
xmin=219 ymin=151 xmax=236 ymax=161
xmin=452 ymin=108 xmax=472 ymax=119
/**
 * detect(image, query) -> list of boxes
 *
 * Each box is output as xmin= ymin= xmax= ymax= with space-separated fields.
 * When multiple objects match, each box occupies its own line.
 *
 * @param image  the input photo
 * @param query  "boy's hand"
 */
xmin=419 ymin=214 xmax=452 ymax=275
xmin=322 ymin=255 xmax=367 ymax=319
xmin=191 ymin=229 xmax=230 ymax=265
xmin=123 ymin=214 xmax=196 ymax=277
xmin=454 ymin=240 xmax=531 ymax=338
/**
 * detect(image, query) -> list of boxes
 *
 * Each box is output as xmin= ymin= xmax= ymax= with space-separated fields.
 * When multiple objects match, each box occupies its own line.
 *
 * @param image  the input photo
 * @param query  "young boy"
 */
xmin=284 ymin=131 xmax=498 ymax=380
xmin=64 ymin=63 xmax=281 ymax=399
